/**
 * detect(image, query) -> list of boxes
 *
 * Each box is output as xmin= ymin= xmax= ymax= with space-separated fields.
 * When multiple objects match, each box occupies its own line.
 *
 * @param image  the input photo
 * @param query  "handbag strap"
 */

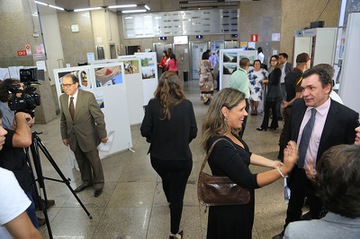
xmin=200 ymin=137 xmax=236 ymax=172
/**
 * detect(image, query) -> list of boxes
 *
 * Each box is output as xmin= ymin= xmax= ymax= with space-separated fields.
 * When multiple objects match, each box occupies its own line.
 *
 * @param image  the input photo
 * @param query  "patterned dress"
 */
xmin=198 ymin=60 xmax=214 ymax=103
xmin=247 ymin=69 xmax=268 ymax=101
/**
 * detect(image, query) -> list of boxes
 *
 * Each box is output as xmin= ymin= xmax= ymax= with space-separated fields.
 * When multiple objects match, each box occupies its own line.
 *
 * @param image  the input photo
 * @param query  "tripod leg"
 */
xmin=35 ymin=136 xmax=93 ymax=219
xmin=29 ymin=141 xmax=53 ymax=238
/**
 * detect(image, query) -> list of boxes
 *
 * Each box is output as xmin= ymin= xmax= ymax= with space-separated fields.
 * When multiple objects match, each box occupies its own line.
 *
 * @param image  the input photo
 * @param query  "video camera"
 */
xmin=7 ymin=68 xmax=41 ymax=117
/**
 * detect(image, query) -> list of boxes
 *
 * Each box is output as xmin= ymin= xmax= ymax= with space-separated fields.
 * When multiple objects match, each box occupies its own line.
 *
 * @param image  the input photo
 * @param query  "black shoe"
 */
xmin=269 ymin=127 xmax=278 ymax=130
xmin=37 ymin=217 xmax=46 ymax=227
xmin=256 ymin=127 xmax=267 ymax=131
xmin=46 ymin=199 xmax=55 ymax=209
xmin=272 ymin=231 xmax=284 ymax=239
xmin=94 ymin=188 xmax=103 ymax=197
xmin=74 ymin=183 xmax=92 ymax=193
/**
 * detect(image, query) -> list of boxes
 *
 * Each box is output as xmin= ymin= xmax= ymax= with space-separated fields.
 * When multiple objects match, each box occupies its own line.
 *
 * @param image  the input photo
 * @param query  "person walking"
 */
xmin=140 ymin=71 xmax=197 ymax=239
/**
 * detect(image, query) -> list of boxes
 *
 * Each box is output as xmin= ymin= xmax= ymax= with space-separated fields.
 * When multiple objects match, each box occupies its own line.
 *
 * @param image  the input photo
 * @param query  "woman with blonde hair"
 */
xmin=141 ymin=71 xmax=198 ymax=239
xmin=201 ymin=88 xmax=298 ymax=239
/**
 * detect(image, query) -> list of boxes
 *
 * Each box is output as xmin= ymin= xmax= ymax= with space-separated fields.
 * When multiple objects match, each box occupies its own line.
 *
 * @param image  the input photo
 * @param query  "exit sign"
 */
xmin=17 ymin=50 xmax=27 ymax=56
xmin=250 ymin=34 xmax=258 ymax=42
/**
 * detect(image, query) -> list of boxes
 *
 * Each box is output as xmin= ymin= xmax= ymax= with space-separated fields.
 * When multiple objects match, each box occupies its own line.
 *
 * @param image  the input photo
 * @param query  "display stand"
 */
xmin=338 ymin=12 xmax=360 ymax=114
xmin=117 ymin=56 xmax=144 ymax=125
xmin=218 ymin=49 xmax=257 ymax=89
xmin=135 ymin=52 xmax=158 ymax=106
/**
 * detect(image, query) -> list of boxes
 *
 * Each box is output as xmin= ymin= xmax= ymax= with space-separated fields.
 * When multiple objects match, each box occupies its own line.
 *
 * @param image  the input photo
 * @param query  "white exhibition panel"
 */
xmin=313 ymin=28 xmax=337 ymax=66
xmin=134 ymin=52 xmax=158 ymax=106
xmin=91 ymin=57 xmax=145 ymax=125
xmin=53 ymin=63 xmax=133 ymax=161
xmin=293 ymin=36 xmax=312 ymax=67
xmin=339 ymin=12 xmax=360 ymax=115
xmin=117 ymin=56 xmax=144 ymax=125
xmin=95 ymin=84 xmax=132 ymax=159
xmin=219 ymin=49 xmax=257 ymax=90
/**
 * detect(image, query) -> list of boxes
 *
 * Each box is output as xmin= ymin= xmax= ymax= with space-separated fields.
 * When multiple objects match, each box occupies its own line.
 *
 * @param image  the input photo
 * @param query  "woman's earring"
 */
xmin=224 ymin=116 xmax=228 ymax=123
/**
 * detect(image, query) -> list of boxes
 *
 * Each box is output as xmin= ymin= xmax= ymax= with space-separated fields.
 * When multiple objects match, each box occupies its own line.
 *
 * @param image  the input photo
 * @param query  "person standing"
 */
xmin=141 ymin=71 xmax=197 ymax=239
xmin=247 ymin=59 xmax=269 ymax=115
xmin=257 ymin=47 xmax=266 ymax=70
xmin=199 ymin=51 xmax=214 ymax=104
xmin=201 ymin=88 xmax=298 ymax=239
xmin=278 ymin=53 xmax=293 ymax=120
xmin=284 ymin=144 xmax=360 ymax=239
xmin=257 ymin=55 xmax=282 ymax=131
xmin=278 ymin=53 xmax=310 ymax=159
xmin=167 ymin=54 xmax=178 ymax=75
xmin=230 ymin=57 xmax=250 ymax=138
xmin=158 ymin=50 xmax=168 ymax=75
xmin=60 ymin=74 xmax=108 ymax=197
xmin=272 ymin=67 xmax=359 ymax=239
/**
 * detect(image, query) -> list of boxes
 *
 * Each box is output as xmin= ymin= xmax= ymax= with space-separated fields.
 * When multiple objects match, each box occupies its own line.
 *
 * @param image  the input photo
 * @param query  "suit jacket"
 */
xmin=284 ymin=62 xmax=293 ymax=76
xmin=287 ymin=98 xmax=359 ymax=163
xmin=60 ymin=90 xmax=107 ymax=153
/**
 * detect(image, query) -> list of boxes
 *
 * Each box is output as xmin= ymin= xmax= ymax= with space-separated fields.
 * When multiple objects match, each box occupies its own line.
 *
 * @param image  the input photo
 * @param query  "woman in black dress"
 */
xmin=141 ymin=71 xmax=198 ymax=239
xmin=257 ymin=55 xmax=282 ymax=131
xmin=201 ymin=88 xmax=298 ymax=239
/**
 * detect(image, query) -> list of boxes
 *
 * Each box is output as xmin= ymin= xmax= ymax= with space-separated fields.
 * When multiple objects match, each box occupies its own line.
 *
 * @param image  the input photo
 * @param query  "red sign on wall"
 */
xmin=250 ymin=34 xmax=258 ymax=42
xmin=17 ymin=50 xmax=27 ymax=56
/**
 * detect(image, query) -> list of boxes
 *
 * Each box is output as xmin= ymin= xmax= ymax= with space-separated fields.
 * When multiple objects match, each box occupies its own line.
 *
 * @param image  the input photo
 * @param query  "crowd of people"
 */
xmin=1 ymin=47 xmax=360 ymax=239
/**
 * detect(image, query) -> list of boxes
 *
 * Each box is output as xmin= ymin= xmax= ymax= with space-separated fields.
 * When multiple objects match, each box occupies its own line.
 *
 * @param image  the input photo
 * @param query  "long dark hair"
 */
xmin=170 ymin=54 xmax=177 ymax=64
xmin=154 ymin=71 xmax=185 ymax=120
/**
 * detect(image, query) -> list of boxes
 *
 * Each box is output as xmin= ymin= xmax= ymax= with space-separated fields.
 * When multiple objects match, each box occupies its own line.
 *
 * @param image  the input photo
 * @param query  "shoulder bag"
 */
xmin=197 ymin=138 xmax=250 ymax=206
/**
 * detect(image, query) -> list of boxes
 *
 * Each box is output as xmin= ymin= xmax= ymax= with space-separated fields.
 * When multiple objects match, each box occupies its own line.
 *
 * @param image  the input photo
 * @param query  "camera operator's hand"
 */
xmin=63 ymin=139 xmax=69 ymax=146
xmin=10 ymin=112 xmax=32 ymax=148
xmin=101 ymin=137 xmax=108 ymax=144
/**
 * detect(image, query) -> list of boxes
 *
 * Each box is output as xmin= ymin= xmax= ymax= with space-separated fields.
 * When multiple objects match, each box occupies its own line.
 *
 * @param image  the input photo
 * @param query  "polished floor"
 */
xmin=34 ymin=80 xmax=289 ymax=239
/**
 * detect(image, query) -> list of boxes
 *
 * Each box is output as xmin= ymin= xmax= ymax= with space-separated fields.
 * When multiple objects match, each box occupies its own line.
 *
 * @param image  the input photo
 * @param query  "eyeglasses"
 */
xmin=62 ymin=83 xmax=75 ymax=87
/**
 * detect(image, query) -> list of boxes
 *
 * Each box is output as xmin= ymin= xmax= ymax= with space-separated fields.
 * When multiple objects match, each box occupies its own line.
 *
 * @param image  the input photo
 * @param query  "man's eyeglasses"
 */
xmin=62 ymin=83 xmax=75 ymax=87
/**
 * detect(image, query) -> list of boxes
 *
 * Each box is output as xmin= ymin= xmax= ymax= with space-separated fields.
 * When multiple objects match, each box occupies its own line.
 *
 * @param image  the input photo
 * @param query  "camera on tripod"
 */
xmin=7 ymin=68 xmax=41 ymax=117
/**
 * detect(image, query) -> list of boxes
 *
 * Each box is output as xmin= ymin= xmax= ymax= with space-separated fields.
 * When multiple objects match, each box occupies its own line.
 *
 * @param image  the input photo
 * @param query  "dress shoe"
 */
xmin=272 ymin=231 xmax=284 ymax=239
xmin=169 ymin=230 xmax=183 ymax=239
xmin=46 ymin=199 xmax=55 ymax=209
xmin=94 ymin=188 xmax=103 ymax=197
xmin=256 ymin=127 xmax=267 ymax=131
xmin=74 ymin=183 xmax=92 ymax=193
xmin=37 ymin=217 xmax=46 ymax=227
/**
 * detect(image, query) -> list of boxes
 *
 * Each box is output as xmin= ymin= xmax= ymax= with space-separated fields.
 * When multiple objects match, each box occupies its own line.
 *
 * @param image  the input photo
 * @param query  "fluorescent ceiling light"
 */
xmin=35 ymin=1 xmax=47 ymax=6
xmin=74 ymin=7 xmax=102 ymax=12
xmin=144 ymin=5 xmax=150 ymax=10
xmin=108 ymin=4 xmax=137 ymax=9
xmin=122 ymin=9 xmax=147 ymax=13
xmin=49 ymin=4 xmax=64 ymax=11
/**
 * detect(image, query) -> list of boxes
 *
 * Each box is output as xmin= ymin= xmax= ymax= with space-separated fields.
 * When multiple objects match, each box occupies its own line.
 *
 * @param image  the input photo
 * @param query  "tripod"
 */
xmin=27 ymin=131 xmax=92 ymax=239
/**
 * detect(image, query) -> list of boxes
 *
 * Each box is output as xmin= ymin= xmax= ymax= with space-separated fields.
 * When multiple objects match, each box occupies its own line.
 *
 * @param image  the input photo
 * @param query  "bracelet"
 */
xmin=276 ymin=166 xmax=288 ymax=178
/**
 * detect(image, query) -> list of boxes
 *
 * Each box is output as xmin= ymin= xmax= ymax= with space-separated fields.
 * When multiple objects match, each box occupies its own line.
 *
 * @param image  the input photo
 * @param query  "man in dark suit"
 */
xmin=272 ymin=67 xmax=359 ymax=239
xmin=277 ymin=53 xmax=293 ymax=120
xmin=60 ymin=74 xmax=107 ymax=197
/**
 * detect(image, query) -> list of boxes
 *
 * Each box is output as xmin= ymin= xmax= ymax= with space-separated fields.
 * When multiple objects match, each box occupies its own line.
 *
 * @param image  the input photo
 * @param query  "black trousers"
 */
xmin=278 ymin=106 xmax=292 ymax=160
xmin=150 ymin=156 xmax=192 ymax=234
xmin=284 ymin=167 xmax=322 ymax=229
xmin=260 ymin=100 xmax=278 ymax=129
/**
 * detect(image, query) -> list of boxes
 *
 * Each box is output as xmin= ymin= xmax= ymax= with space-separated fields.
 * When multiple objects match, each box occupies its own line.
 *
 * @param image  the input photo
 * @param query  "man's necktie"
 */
xmin=69 ymin=96 xmax=75 ymax=120
xmin=297 ymin=108 xmax=317 ymax=168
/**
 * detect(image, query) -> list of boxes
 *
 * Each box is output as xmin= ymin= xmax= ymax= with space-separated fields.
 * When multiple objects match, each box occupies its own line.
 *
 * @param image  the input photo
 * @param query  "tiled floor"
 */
xmin=34 ymin=80 xmax=289 ymax=239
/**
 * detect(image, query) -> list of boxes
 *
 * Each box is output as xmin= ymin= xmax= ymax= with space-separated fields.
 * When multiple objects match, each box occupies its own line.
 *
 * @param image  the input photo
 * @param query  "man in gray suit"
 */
xmin=60 ymin=74 xmax=107 ymax=197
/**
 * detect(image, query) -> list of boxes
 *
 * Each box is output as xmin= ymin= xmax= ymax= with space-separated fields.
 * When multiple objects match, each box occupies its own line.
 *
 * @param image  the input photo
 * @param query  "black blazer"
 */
xmin=287 ymin=98 xmax=359 ymax=164
xmin=140 ymin=98 xmax=197 ymax=161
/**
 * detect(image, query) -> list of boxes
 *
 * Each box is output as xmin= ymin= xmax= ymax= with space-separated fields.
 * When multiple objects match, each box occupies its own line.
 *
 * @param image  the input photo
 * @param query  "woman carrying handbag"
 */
xmin=200 ymin=88 xmax=298 ymax=239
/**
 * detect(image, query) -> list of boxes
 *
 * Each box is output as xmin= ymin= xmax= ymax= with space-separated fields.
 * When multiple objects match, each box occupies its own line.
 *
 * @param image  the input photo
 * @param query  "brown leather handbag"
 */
xmin=197 ymin=138 xmax=250 ymax=206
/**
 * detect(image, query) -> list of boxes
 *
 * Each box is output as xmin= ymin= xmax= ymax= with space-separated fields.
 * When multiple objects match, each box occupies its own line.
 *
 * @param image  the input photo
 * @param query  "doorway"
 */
xmin=190 ymin=41 xmax=208 ymax=81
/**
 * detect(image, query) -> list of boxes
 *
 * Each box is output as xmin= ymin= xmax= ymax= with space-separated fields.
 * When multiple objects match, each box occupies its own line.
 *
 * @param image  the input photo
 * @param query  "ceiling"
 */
xmin=48 ymin=0 xmax=257 ymax=12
